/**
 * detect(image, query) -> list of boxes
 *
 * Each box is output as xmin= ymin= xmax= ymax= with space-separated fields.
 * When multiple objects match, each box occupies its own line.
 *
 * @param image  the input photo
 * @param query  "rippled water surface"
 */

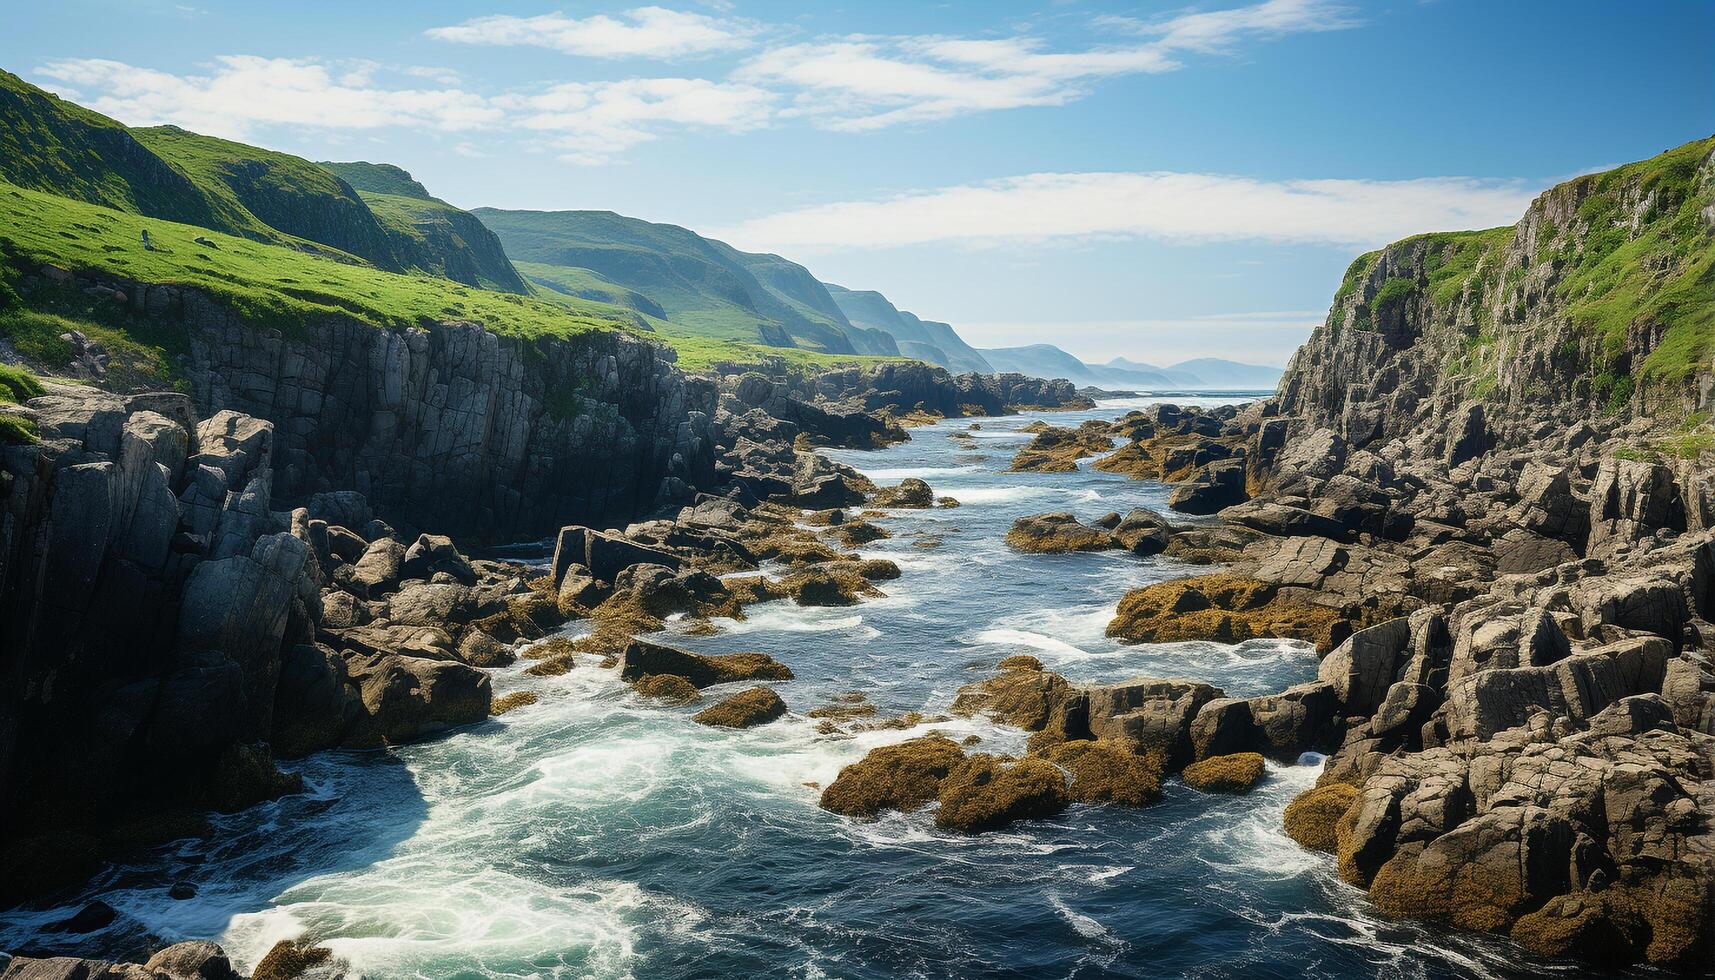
xmin=3 ymin=397 xmax=1610 ymax=979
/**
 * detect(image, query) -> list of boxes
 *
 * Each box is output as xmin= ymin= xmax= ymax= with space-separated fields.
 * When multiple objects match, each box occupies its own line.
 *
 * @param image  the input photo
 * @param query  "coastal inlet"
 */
xmin=0 ymin=397 xmax=1609 ymax=979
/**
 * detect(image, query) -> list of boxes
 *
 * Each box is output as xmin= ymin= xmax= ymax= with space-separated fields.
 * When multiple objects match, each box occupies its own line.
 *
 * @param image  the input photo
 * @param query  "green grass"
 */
xmin=0 ymin=178 xmax=632 ymax=339
xmin=1554 ymin=136 xmax=1715 ymax=384
xmin=0 ymin=178 xmax=896 ymax=378
xmin=320 ymin=161 xmax=433 ymax=199
xmin=0 ymin=361 xmax=44 ymax=443
xmin=476 ymin=208 xmax=860 ymax=353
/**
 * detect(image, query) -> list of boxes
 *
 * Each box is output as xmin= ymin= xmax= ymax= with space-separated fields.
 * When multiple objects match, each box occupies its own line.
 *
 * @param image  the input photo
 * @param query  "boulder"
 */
xmin=820 ymin=735 xmax=967 ymax=818
xmin=1167 ymin=459 xmax=1249 ymax=514
xmin=616 ymin=640 xmax=792 ymax=688
xmin=693 ymin=686 xmax=788 ymax=728
xmin=400 ymin=533 xmax=476 ymax=585
xmin=1180 ymin=752 xmax=1266 ymax=793
xmin=348 ymin=537 xmax=406 ymax=597
xmin=141 ymin=941 xmax=241 ymax=980
xmin=872 ymin=478 xmax=935 ymax=508
xmin=1004 ymin=512 xmax=1114 ymax=553
xmin=1282 ymin=782 xmax=1359 ymax=852
xmin=934 ymin=754 xmax=1070 ymax=832
xmin=343 ymin=653 xmax=492 ymax=746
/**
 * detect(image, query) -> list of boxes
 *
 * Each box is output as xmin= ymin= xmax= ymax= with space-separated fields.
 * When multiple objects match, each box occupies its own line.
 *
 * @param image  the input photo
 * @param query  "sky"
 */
xmin=5 ymin=1 xmax=1712 ymax=367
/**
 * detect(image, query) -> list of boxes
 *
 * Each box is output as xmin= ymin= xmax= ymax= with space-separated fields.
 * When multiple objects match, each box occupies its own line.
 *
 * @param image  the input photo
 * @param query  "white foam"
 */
xmin=1049 ymin=892 xmax=1121 ymax=944
xmin=864 ymin=465 xmax=980 ymax=480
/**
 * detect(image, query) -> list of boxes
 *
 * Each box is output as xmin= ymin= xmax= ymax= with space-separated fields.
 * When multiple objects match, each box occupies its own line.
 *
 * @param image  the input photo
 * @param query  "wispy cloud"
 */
xmin=34 ymin=1 xmax=1367 ymax=164
xmin=737 ymin=0 xmax=1357 ymax=130
xmin=427 ymin=6 xmax=757 ymax=59
xmin=715 ymin=170 xmax=1539 ymax=252
xmin=500 ymin=77 xmax=774 ymax=163
xmin=36 ymin=56 xmax=499 ymax=138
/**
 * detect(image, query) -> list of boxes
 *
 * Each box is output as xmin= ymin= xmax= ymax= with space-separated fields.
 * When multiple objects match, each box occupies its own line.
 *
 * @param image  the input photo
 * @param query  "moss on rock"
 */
xmin=634 ymin=673 xmax=701 ymax=705
xmin=935 ymin=754 xmax=1070 ymax=832
xmin=819 ymin=735 xmax=967 ymax=818
xmin=1181 ymin=752 xmax=1265 ymax=793
xmin=1041 ymin=740 xmax=1164 ymax=806
xmin=1106 ymin=574 xmax=1345 ymax=651
xmin=1282 ymin=782 xmax=1359 ymax=852
xmin=692 ymin=686 xmax=788 ymax=728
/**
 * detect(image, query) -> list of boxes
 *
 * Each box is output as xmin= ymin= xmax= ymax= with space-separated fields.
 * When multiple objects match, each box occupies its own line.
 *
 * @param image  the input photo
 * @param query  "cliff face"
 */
xmin=1277 ymin=137 xmax=1715 ymax=456
xmin=0 ymin=388 xmax=318 ymax=844
xmin=33 ymin=266 xmax=719 ymax=543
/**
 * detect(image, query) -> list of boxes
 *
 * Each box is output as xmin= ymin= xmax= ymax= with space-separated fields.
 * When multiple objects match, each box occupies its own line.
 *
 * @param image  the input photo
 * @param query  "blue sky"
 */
xmin=6 ymin=0 xmax=1712 ymax=365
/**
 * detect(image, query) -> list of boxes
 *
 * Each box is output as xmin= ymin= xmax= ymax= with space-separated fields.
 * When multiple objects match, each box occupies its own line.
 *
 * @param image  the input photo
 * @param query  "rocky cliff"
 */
xmin=14 ymin=264 xmax=719 ymax=543
xmin=0 ymin=388 xmax=320 ymax=867
xmin=1278 ymin=136 xmax=1714 ymax=456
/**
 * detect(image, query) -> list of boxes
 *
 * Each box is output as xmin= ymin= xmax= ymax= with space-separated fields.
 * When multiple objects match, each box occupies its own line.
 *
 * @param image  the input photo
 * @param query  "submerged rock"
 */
xmin=633 ymin=673 xmax=702 ymax=705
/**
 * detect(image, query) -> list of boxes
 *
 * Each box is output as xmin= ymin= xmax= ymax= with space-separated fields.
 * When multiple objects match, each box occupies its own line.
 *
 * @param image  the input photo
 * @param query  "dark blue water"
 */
xmin=1 ymin=398 xmax=1605 ymax=979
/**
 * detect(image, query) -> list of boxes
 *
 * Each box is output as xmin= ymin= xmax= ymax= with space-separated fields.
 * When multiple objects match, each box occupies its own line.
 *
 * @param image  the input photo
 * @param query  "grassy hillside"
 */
xmin=0 ymin=178 xmax=893 ymax=379
xmin=133 ymin=126 xmax=407 ymax=268
xmin=321 ymin=161 xmax=433 ymax=199
xmin=0 ymin=70 xmax=219 ymax=229
xmin=1315 ymin=135 xmax=1714 ymax=415
xmin=323 ymin=161 xmax=530 ymax=293
xmin=475 ymin=208 xmax=860 ymax=354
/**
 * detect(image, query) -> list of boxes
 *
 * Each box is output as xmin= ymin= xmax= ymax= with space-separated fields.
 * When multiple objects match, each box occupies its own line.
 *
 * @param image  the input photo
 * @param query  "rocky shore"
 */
xmin=0 ymin=301 xmax=1097 ymax=975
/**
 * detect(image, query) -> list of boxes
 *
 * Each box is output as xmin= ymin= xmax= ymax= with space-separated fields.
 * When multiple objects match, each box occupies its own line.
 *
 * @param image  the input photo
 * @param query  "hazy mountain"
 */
xmin=477 ymin=208 xmax=863 ymax=353
xmin=978 ymin=344 xmax=1283 ymax=390
xmin=822 ymin=284 xmax=990 ymax=372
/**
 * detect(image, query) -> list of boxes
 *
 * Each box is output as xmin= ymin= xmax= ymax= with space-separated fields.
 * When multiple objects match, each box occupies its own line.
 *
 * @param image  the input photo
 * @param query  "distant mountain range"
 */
xmin=978 ymin=345 xmax=1282 ymax=390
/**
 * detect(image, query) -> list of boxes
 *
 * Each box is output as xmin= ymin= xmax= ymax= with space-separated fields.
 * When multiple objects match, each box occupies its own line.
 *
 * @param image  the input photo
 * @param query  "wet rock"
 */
xmin=490 ymin=691 xmax=538 ymax=715
xmin=1039 ymin=740 xmax=1163 ymax=806
xmin=1106 ymin=574 xmax=1345 ymax=651
xmin=1180 ymin=752 xmax=1265 ymax=793
xmin=872 ymin=478 xmax=935 ymax=508
xmin=1004 ymin=513 xmax=1114 ymax=553
xmin=693 ymin=686 xmax=788 ymax=728
xmin=251 ymin=939 xmax=333 ymax=980
xmin=142 ymin=941 xmax=241 ymax=980
xmin=1283 ymin=782 xmax=1359 ymax=852
xmin=934 ymin=754 xmax=1070 ymax=832
xmin=633 ymin=674 xmax=701 ymax=705
xmin=820 ymin=735 xmax=967 ymax=818
xmin=617 ymin=640 xmax=792 ymax=689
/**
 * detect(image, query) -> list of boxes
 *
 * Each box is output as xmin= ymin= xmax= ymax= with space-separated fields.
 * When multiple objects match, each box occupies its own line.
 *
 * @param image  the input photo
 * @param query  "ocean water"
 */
xmin=1 ymin=397 xmax=1617 ymax=979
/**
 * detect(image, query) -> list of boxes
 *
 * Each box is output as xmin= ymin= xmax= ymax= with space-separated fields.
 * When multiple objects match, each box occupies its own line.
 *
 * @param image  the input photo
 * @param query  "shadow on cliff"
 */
xmin=0 ymin=743 xmax=433 ymax=962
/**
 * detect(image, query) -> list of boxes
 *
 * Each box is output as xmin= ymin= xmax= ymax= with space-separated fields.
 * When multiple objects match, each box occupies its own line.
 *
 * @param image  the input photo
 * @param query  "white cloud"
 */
xmin=35 ymin=56 xmax=500 ymax=138
xmin=715 ymin=170 xmax=1539 ymax=252
xmin=737 ymin=0 xmax=1356 ymax=129
xmin=427 ymin=7 xmax=755 ymax=59
xmin=500 ymin=77 xmax=774 ymax=163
